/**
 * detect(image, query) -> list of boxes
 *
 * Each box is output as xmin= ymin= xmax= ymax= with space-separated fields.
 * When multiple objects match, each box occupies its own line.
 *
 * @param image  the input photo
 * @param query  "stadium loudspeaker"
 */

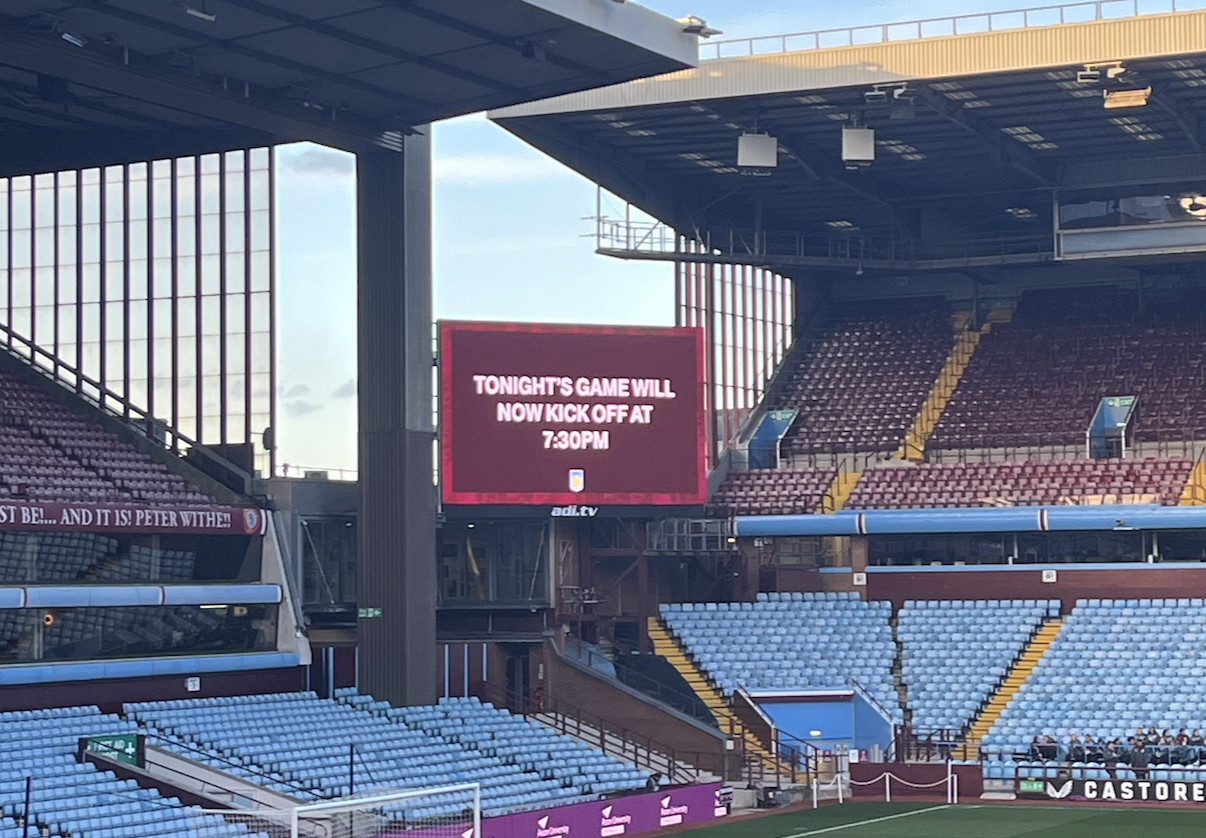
xmin=738 ymin=133 xmax=779 ymax=168
xmin=841 ymin=126 xmax=875 ymax=166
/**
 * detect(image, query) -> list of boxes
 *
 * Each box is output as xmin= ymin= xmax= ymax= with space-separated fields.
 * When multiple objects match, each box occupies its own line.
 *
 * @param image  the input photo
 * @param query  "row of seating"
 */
xmin=771 ymin=298 xmax=954 ymax=456
xmin=0 ymin=534 xmax=196 ymax=584
xmin=0 ymin=365 xmax=213 ymax=505
xmin=710 ymin=456 xmax=1196 ymax=515
xmin=899 ymin=600 xmax=1056 ymax=734
xmin=660 ymin=593 xmax=900 ymax=717
xmin=665 ymin=596 xmax=1206 ymax=751
xmin=846 ymin=457 xmax=1194 ymax=509
xmin=934 ymin=287 xmax=1206 ymax=450
xmin=0 ymin=705 xmax=264 ymax=838
xmin=126 ymin=691 xmax=650 ymax=817
xmin=984 ymin=599 xmax=1206 ymax=761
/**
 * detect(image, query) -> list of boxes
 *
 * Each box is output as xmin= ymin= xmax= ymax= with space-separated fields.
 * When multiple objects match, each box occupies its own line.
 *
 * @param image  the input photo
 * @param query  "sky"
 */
xmin=271 ymin=0 xmax=1056 ymax=475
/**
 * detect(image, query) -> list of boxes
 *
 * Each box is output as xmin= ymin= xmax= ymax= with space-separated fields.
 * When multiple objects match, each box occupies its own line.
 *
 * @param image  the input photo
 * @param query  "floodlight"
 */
xmin=737 ymin=133 xmax=778 ymax=168
xmin=678 ymin=16 xmax=723 ymax=37
xmin=60 ymin=31 xmax=86 ymax=47
xmin=185 ymin=5 xmax=217 ymax=22
xmin=890 ymin=88 xmax=916 ymax=120
xmin=842 ymin=126 xmax=875 ymax=169
xmin=1103 ymin=87 xmax=1151 ymax=109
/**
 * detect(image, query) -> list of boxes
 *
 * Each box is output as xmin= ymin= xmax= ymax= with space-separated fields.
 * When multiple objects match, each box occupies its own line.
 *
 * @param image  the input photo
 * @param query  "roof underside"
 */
xmin=491 ymin=10 xmax=1206 ymax=272
xmin=0 ymin=0 xmax=695 ymax=175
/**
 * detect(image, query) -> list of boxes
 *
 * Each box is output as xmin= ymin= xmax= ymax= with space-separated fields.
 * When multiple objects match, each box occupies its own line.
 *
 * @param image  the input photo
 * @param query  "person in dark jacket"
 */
xmin=1131 ymin=738 xmax=1151 ymax=779
xmin=1067 ymin=734 xmax=1085 ymax=762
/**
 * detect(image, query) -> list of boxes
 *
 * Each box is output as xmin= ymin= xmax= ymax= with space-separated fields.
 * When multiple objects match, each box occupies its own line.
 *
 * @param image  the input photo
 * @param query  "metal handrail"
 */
xmin=472 ymin=681 xmax=730 ymax=784
xmin=0 ymin=321 xmax=253 ymax=494
xmin=701 ymin=0 xmax=1206 ymax=60
xmin=278 ymin=464 xmax=359 ymax=481
xmin=595 ymin=216 xmax=1048 ymax=265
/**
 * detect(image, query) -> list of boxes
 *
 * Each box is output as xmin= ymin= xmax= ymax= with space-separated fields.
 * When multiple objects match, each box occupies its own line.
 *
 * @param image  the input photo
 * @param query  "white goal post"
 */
xmin=206 ymin=782 xmax=482 ymax=838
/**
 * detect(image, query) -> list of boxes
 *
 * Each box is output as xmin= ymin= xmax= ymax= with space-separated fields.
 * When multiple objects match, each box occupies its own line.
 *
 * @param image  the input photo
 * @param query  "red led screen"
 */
xmin=440 ymin=322 xmax=706 ymax=506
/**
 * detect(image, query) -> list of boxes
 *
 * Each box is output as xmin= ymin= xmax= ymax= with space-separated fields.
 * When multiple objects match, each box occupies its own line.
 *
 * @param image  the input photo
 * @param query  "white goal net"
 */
xmin=203 ymin=783 xmax=481 ymax=838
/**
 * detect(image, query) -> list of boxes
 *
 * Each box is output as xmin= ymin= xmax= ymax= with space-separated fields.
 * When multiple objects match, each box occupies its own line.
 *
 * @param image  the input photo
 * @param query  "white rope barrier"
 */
xmin=812 ymin=772 xmax=847 ymax=807
xmin=848 ymin=772 xmax=956 ymax=803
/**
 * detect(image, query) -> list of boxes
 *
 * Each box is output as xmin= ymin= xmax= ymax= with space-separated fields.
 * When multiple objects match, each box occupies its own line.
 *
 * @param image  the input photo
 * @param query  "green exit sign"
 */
xmin=84 ymin=733 xmax=140 ymax=766
xmin=358 ymin=607 xmax=383 ymax=619
xmin=1018 ymin=780 xmax=1044 ymax=794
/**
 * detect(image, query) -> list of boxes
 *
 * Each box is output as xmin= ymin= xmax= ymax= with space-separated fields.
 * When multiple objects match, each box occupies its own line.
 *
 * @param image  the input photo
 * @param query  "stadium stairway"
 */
xmin=647 ymin=617 xmax=790 ymax=779
xmin=897 ymin=306 xmax=1009 ymax=462
xmin=966 ymin=616 xmax=1064 ymax=743
xmin=1178 ymin=458 xmax=1206 ymax=505
xmin=817 ymin=471 xmax=862 ymax=513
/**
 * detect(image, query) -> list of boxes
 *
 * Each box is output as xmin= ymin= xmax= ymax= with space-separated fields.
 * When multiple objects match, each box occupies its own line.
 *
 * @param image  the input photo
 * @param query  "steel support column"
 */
xmin=355 ymin=131 xmax=438 ymax=706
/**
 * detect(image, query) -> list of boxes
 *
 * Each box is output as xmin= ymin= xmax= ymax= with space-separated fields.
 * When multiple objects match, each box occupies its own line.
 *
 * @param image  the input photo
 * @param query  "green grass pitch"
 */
xmin=679 ymin=801 xmax=1206 ymax=838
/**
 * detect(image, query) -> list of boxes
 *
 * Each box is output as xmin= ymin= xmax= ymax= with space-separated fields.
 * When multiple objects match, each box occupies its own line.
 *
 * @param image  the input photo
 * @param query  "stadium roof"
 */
xmin=491 ymin=6 xmax=1206 ymax=272
xmin=0 ymin=0 xmax=696 ymax=175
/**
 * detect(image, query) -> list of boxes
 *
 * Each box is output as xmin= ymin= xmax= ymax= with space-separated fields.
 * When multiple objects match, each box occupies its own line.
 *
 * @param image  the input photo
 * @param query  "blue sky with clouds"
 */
xmin=272 ymin=0 xmax=1058 ymax=473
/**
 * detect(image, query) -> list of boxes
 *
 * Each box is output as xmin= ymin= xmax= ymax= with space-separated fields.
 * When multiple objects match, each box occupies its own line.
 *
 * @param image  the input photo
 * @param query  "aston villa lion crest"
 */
xmin=569 ymin=469 xmax=585 ymax=493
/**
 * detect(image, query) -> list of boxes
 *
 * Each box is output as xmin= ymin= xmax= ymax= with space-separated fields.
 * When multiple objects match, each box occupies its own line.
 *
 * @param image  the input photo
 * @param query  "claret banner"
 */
xmin=439 ymin=322 xmax=706 ymax=506
xmin=0 ymin=502 xmax=267 ymax=536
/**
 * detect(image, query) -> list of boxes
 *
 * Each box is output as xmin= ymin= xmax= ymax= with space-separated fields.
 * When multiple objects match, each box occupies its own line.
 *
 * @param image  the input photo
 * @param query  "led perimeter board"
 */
xmin=440 ymin=322 xmax=706 ymax=506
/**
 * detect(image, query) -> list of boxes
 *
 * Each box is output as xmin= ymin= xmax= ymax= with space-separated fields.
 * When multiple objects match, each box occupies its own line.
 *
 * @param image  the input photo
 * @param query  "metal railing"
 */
xmin=473 ymin=681 xmax=730 ymax=784
xmin=562 ymin=639 xmax=718 ymax=724
xmin=898 ymin=727 xmax=983 ymax=763
xmin=701 ymin=0 xmax=1206 ymax=60
xmin=595 ymin=214 xmax=1049 ymax=266
xmin=278 ymin=464 xmax=359 ymax=481
xmin=476 ymin=680 xmax=813 ymax=787
xmin=0 ymin=321 xmax=253 ymax=495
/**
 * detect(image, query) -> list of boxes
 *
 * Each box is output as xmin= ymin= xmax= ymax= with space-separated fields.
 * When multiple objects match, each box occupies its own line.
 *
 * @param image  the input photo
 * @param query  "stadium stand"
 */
xmin=658 ymin=593 xmax=900 ymax=720
xmin=0 ymin=705 xmax=260 ymax=838
xmin=707 ymin=467 xmax=836 ymax=516
xmin=898 ymin=600 xmax=1057 ymax=734
xmin=0 ymin=366 xmax=212 ymax=505
xmin=126 ymin=691 xmax=651 ymax=816
xmin=931 ymin=287 xmax=1206 ymax=451
xmin=846 ymin=457 xmax=1194 ymax=509
xmin=982 ymin=598 xmax=1206 ymax=776
xmin=772 ymin=298 xmax=954 ymax=456
xmin=0 ymin=534 xmax=197 ymax=584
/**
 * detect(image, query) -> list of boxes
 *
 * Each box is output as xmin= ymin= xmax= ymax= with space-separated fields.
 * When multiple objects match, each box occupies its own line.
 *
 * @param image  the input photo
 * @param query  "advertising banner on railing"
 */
xmin=1019 ymin=777 xmax=1206 ymax=803
xmin=0 ymin=502 xmax=267 ymax=536
xmin=472 ymin=783 xmax=726 ymax=838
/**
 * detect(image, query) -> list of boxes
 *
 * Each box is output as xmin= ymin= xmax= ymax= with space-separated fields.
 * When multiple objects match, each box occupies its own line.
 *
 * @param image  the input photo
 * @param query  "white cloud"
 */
xmin=433 ymin=152 xmax=574 ymax=187
xmin=279 ymin=145 xmax=355 ymax=177
xmin=285 ymin=400 xmax=323 ymax=418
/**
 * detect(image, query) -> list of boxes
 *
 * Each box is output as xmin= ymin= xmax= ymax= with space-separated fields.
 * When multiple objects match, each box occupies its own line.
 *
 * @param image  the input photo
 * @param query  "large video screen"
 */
xmin=440 ymin=322 xmax=706 ymax=506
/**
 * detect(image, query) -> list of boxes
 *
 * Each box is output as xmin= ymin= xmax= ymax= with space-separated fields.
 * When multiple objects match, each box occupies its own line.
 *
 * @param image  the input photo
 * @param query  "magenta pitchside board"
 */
xmin=439 ymin=322 xmax=707 ymax=507
xmin=399 ymin=783 xmax=726 ymax=838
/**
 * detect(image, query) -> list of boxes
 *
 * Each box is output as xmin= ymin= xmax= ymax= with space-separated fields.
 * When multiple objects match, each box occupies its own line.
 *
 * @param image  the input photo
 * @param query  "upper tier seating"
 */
xmin=0 ymin=705 xmax=258 ymax=838
xmin=846 ymin=457 xmax=1193 ymax=509
xmin=708 ymin=467 xmax=835 ymax=516
xmin=983 ymin=599 xmax=1206 ymax=761
xmin=773 ymin=298 xmax=954 ymax=455
xmin=127 ymin=692 xmax=649 ymax=817
xmin=931 ymin=287 xmax=1206 ymax=450
xmin=0 ymin=364 xmax=212 ymax=504
xmin=899 ymin=600 xmax=1056 ymax=734
xmin=659 ymin=593 xmax=900 ymax=720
